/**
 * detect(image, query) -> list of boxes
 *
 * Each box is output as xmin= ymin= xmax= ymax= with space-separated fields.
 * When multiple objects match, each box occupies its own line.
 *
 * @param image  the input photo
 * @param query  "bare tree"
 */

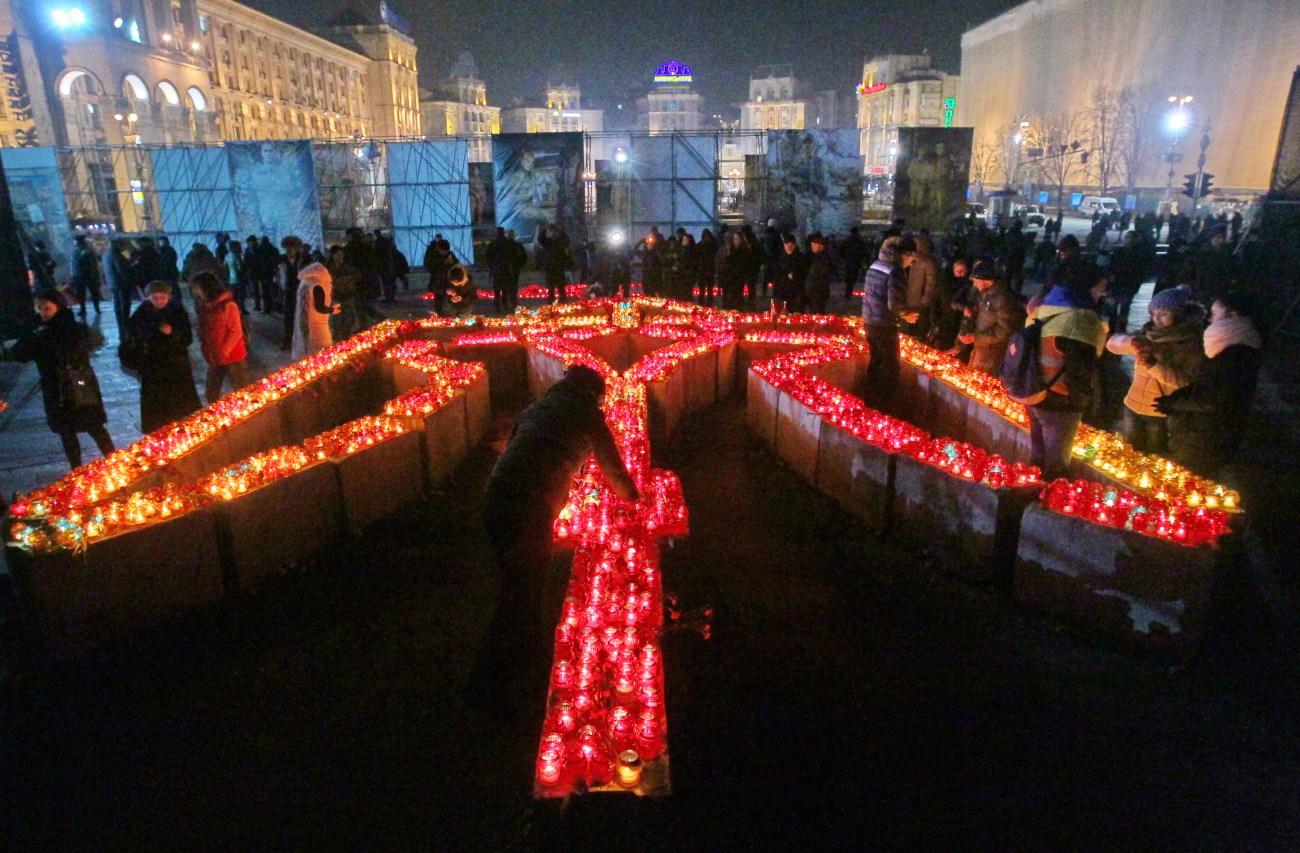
xmin=969 ymin=135 xmax=1006 ymax=201
xmin=1031 ymin=111 xmax=1087 ymax=210
xmin=1083 ymin=86 xmax=1122 ymax=195
xmin=1115 ymin=85 xmax=1161 ymax=194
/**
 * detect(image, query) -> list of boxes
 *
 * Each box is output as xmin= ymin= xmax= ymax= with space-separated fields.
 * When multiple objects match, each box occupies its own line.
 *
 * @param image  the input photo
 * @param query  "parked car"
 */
xmin=1077 ymin=196 xmax=1120 ymax=218
xmin=1019 ymin=205 xmax=1047 ymax=227
xmin=966 ymin=203 xmax=988 ymax=222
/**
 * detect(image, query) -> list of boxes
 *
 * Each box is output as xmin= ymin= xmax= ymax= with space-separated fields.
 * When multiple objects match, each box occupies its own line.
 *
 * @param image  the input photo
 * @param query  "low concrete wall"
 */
xmin=4 ymin=509 xmax=225 ymax=661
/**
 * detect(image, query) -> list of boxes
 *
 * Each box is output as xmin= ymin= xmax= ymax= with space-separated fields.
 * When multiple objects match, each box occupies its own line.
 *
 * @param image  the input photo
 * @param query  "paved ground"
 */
xmin=0 ymin=270 xmax=1298 ymax=848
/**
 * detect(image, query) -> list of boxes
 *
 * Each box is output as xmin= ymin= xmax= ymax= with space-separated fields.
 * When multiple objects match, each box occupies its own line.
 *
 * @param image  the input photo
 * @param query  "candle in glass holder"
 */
xmin=616 ymin=750 xmax=643 ymax=788
xmin=552 ymin=659 xmax=574 ymax=689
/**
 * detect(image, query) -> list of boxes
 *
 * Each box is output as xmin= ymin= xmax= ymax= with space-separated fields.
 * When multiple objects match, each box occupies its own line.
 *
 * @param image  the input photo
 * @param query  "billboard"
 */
xmin=492 ymin=132 xmax=583 ymax=247
xmin=313 ymin=140 xmax=390 ymax=248
xmin=227 ymin=140 xmax=322 ymax=248
xmin=891 ymin=127 xmax=974 ymax=231
xmin=765 ymin=129 xmax=863 ymax=237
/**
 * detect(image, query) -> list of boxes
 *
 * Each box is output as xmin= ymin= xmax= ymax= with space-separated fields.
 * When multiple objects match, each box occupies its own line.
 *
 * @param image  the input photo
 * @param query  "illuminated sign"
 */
xmin=857 ymin=82 xmax=886 ymax=96
xmin=943 ymin=96 xmax=956 ymax=128
xmin=653 ymin=61 xmax=693 ymax=84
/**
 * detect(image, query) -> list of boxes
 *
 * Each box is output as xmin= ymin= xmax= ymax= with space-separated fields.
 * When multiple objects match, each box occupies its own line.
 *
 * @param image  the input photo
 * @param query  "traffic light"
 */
xmin=1182 ymin=173 xmax=1216 ymax=198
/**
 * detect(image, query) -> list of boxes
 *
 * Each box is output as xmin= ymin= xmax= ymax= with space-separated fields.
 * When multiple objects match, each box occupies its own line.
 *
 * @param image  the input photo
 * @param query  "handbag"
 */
xmin=58 ymin=362 xmax=102 ymax=409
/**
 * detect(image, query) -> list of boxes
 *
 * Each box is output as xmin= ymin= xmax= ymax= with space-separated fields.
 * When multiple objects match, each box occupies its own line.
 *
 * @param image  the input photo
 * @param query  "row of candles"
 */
xmin=7 ymin=345 xmax=483 ymax=553
xmin=1039 ymin=478 xmax=1230 ymax=546
xmin=10 ymin=321 xmax=406 ymax=520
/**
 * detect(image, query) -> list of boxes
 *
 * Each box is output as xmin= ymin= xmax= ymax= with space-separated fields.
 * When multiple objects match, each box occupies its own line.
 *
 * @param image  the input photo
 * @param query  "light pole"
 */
xmin=1162 ymin=95 xmax=1193 ymax=216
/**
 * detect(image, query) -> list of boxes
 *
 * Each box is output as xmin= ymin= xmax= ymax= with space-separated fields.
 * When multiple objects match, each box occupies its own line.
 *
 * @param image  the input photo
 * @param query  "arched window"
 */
xmin=122 ymin=74 xmax=148 ymax=101
xmin=156 ymin=81 xmax=180 ymax=105
xmin=187 ymin=87 xmax=207 ymax=111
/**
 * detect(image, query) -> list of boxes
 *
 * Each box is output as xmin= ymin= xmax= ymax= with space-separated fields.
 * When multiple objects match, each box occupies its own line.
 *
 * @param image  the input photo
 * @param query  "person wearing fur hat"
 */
xmin=1105 ymin=285 xmax=1205 ymax=454
xmin=1155 ymin=290 xmax=1262 ymax=477
xmin=290 ymin=261 xmax=339 ymax=360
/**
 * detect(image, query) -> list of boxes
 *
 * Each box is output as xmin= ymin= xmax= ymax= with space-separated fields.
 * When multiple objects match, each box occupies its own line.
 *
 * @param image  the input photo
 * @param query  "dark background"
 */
xmin=249 ymin=0 xmax=1022 ymax=114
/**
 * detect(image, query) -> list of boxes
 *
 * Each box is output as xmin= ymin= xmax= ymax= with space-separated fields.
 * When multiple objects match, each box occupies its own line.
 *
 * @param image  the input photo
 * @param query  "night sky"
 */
xmin=249 ymin=0 xmax=1023 ymax=117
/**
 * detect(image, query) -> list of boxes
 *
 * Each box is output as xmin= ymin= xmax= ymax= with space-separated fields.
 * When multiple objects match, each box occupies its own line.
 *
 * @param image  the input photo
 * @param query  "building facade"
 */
xmin=499 ymin=80 xmax=602 ymax=135
xmin=0 ymin=0 xmax=417 ymax=151
xmin=420 ymin=51 xmax=499 ymax=161
xmin=740 ymin=65 xmax=805 ymax=131
xmin=858 ymin=54 xmax=959 ymax=176
xmin=958 ymin=0 xmax=1300 ymax=193
xmin=637 ymin=61 xmax=701 ymax=133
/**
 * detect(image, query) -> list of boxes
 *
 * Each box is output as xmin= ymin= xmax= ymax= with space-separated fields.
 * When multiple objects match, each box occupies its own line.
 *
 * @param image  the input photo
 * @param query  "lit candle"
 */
xmin=616 ymin=750 xmax=642 ymax=788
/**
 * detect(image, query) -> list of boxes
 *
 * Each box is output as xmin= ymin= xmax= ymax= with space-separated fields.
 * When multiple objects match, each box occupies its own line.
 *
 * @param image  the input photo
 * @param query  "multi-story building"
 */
xmin=857 ymin=54 xmax=959 ymax=176
xmin=959 ymin=0 xmax=1299 ymax=193
xmin=740 ymin=65 xmax=805 ymax=131
xmin=0 ymin=0 xmax=417 ymax=150
xmin=499 ymin=79 xmax=603 ymax=135
xmin=420 ymin=51 xmax=499 ymax=161
xmin=637 ymin=61 xmax=701 ymax=133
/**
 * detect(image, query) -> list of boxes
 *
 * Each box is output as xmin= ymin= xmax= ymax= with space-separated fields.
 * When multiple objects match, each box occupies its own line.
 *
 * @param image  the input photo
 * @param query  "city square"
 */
xmin=0 ymin=0 xmax=1299 ymax=848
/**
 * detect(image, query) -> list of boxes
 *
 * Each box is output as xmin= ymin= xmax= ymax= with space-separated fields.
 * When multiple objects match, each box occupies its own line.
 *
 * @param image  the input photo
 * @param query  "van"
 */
xmin=1077 ymin=196 xmax=1120 ymax=217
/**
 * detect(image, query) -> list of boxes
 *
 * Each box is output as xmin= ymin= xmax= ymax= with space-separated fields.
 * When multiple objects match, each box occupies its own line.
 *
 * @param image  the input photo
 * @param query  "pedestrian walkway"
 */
xmin=0 ymin=397 xmax=1295 ymax=848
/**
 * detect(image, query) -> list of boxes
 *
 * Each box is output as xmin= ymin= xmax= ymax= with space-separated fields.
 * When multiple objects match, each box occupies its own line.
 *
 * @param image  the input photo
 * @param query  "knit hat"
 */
xmin=1148 ymin=285 xmax=1194 ymax=314
xmin=970 ymin=259 xmax=997 ymax=281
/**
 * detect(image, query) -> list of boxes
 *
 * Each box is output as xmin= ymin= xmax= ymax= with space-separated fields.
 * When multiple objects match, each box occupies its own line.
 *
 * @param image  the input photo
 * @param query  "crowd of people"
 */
xmin=9 ymin=206 xmax=1266 ymax=482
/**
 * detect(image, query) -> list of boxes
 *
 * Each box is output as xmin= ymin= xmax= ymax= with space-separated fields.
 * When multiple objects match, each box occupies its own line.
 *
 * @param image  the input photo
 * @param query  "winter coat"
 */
xmin=181 ymin=248 xmax=224 ymax=284
xmin=71 ymin=246 xmax=100 ymax=288
xmin=861 ymin=259 xmax=908 ymax=327
xmin=1157 ymin=316 xmax=1261 ymax=476
xmin=773 ymin=248 xmax=808 ymax=303
xmin=1028 ymin=303 xmax=1106 ymax=414
xmin=104 ymin=250 xmax=137 ymax=295
xmin=804 ymin=251 xmax=833 ymax=308
xmin=128 ymin=299 xmax=201 ymax=433
xmin=968 ymin=283 xmax=1026 ymax=375
xmin=485 ymin=378 xmax=639 ymax=533
xmin=1106 ymin=314 xmax=1204 ymax=417
xmin=292 ymin=268 xmax=334 ymax=360
xmin=197 ymin=290 xmax=247 ymax=367
xmin=11 ymin=307 xmax=108 ymax=433
xmin=905 ymin=251 xmax=941 ymax=319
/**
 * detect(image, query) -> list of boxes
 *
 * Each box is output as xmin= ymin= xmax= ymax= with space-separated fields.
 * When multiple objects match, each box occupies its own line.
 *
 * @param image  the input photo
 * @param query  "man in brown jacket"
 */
xmin=902 ymin=233 xmax=942 ymax=340
xmin=959 ymin=259 xmax=1026 ymax=375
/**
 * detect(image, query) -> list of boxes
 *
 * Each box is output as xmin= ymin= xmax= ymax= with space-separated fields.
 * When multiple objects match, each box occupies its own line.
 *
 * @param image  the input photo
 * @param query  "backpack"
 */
xmin=998 ymin=317 xmax=1064 ymax=406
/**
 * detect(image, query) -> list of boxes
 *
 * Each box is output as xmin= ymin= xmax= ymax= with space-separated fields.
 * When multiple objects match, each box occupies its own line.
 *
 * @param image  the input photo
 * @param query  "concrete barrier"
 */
xmin=443 ymin=342 xmax=526 ymax=409
xmin=891 ymin=454 xmax=1038 ymax=585
xmin=1013 ymin=502 xmax=1225 ymax=657
xmin=815 ymin=420 xmax=894 ymax=532
xmin=775 ymin=390 xmax=822 ymax=484
xmin=746 ymin=370 xmax=781 ymax=448
xmin=334 ymin=429 xmax=425 ymax=534
xmin=4 ymin=509 xmax=225 ymax=660
xmin=217 ymin=461 xmax=343 ymax=593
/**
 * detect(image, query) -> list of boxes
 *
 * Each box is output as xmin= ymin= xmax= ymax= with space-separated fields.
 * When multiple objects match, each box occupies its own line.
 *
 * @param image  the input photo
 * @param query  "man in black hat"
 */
xmin=470 ymin=365 xmax=641 ymax=715
xmin=959 ymin=258 xmax=1025 ymax=375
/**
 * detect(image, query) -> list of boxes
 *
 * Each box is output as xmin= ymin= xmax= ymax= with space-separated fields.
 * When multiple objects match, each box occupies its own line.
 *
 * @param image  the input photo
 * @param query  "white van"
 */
xmin=1077 ymin=196 xmax=1120 ymax=217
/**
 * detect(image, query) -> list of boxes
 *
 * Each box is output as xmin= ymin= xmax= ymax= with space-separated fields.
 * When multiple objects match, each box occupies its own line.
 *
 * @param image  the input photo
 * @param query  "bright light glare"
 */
xmin=51 ymin=10 xmax=69 ymax=26
xmin=1167 ymin=111 xmax=1189 ymax=132
xmin=68 ymin=8 xmax=84 ymax=24
xmin=614 ymin=148 xmax=628 ymax=164
xmin=608 ymin=230 xmax=624 ymax=245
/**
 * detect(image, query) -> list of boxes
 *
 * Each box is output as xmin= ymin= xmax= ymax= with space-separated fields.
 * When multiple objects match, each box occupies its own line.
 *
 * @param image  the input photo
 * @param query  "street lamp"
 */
xmin=1163 ymin=95 xmax=1194 ymax=215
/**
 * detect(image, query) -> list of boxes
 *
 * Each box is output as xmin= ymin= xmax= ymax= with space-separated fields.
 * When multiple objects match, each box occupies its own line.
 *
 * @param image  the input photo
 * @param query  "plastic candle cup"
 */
xmin=617 ymin=750 xmax=643 ymax=788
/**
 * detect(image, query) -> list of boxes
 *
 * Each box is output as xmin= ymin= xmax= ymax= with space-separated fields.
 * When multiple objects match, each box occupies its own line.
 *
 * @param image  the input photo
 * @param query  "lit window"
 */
xmin=128 ymin=20 xmax=142 ymax=43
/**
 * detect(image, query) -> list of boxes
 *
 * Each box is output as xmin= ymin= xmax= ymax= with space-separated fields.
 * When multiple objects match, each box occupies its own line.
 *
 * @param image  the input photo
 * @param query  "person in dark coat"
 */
xmin=760 ymin=220 xmax=783 ymax=303
xmin=1155 ymin=290 xmax=1263 ymax=478
xmin=470 ymin=365 xmax=641 ymax=714
xmin=156 ymin=236 xmax=180 ymax=288
xmin=70 ymin=235 xmax=102 ymax=320
xmin=696 ymin=228 xmax=719 ymax=306
xmin=486 ymin=227 xmax=512 ymax=313
xmin=278 ymin=237 xmax=310 ymax=349
xmin=804 ymin=233 xmax=833 ymax=313
xmin=839 ymin=226 xmax=868 ymax=300
xmin=716 ymin=232 xmax=749 ymax=310
xmin=104 ymin=238 xmax=139 ymax=335
xmin=134 ymin=237 xmax=178 ymax=307
xmin=11 ymin=291 xmax=114 ymax=469
xmin=128 ymin=281 xmax=202 ymax=433
xmin=28 ymin=240 xmax=57 ymax=291
xmin=861 ymin=236 xmax=919 ymax=412
xmin=771 ymin=233 xmax=807 ymax=315
xmin=422 ymin=236 xmax=455 ymax=315
xmin=959 ymin=259 xmax=1025 ymax=375
xmin=538 ymin=224 xmax=572 ymax=303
